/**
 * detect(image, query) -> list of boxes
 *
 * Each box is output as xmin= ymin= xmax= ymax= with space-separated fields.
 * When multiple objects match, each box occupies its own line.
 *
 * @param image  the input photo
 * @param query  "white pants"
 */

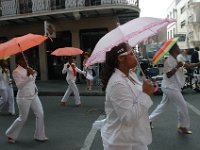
xmin=103 ymin=140 xmax=148 ymax=150
xmin=149 ymin=87 xmax=190 ymax=128
xmin=61 ymin=80 xmax=81 ymax=105
xmin=6 ymin=96 xmax=47 ymax=140
xmin=0 ymin=85 xmax=15 ymax=114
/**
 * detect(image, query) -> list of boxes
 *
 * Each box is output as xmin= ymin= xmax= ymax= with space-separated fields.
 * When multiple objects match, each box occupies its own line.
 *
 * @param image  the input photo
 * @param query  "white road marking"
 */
xmin=187 ymin=102 xmax=200 ymax=116
xmin=80 ymin=115 xmax=105 ymax=150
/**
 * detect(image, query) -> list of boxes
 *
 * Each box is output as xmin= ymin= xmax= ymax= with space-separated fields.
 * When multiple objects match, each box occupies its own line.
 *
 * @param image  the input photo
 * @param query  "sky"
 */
xmin=139 ymin=0 xmax=173 ymax=18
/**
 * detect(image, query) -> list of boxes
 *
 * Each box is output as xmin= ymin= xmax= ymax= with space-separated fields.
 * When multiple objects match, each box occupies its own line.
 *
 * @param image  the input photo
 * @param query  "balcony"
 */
xmin=0 ymin=0 xmax=140 ymax=25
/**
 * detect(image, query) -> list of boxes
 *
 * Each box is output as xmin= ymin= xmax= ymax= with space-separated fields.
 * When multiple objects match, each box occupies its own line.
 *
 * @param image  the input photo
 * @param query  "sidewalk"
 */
xmin=13 ymin=80 xmax=105 ymax=96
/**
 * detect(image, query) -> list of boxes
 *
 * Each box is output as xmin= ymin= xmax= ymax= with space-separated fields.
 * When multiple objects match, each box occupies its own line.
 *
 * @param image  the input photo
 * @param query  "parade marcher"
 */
xmin=177 ymin=49 xmax=190 ymax=63
xmin=149 ymin=43 xmax=200 ymax=134
xmin=60 ymin=56 xmax=86 ymax=107
xmin=191 ymin=47 xmax=200 ymax=63
xmin=0 ymin=60 xmax=15 ymax=115
xmin=6 ymin=53 xmax=48 ymax=143
xmin=101 ymin=43 xmax=154 ymax=150
xmin=83 ymin=52 xmax=93 ymax=90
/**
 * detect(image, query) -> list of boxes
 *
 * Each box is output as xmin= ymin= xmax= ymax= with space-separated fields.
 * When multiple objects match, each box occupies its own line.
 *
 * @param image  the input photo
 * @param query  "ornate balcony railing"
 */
xmin=0 ymin=0 xmax=139 ymax=17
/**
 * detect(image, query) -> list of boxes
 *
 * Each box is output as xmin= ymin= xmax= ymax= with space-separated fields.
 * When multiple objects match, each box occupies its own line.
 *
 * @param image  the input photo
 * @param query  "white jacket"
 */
xmin=62 ymin=63 xmax=85 ymax=81
xmin=101 ymin=69 xmax=153 ymax=146
xmin=12 ymin=65 xmax=38 ymax=99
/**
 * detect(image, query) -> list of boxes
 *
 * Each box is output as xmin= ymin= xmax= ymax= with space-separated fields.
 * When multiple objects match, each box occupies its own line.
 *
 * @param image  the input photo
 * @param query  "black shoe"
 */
xmin=150 ymin=122 xmax=154 ymax=129
xmin=34 ymin=137 xmax=48 ymax=142
xmin=8 ymin=137 xmax=15 ymax=144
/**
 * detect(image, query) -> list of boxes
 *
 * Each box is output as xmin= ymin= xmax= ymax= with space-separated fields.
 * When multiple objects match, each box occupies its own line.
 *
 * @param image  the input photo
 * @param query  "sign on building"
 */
xmin=174 ymin=34 xmax=186 ymax=42
xmin=44 ymin=21 xmax=56 ymax=38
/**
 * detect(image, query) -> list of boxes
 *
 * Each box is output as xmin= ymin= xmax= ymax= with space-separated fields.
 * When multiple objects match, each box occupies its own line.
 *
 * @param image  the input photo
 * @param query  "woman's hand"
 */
xmin=26 ymin=67 xmax=35 ymax=76
xmin=143 ymin=79 xmax=155 ymax=96
xmin=176 ymin=61 xmax=184 ymax=68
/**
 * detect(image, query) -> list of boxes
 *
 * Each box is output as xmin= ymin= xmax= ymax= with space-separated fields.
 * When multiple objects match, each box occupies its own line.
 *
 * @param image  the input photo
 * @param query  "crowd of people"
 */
xmin=0 ymin=40 xmax=200 ymax=150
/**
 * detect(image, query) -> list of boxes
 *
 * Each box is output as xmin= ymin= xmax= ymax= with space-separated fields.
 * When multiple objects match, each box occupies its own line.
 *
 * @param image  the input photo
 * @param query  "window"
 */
xmin=188 ymin=0 xmax=192 ymax=8
xmin=170 ymin=30 xmax=172 ymax=38
xmin=181 ymin=5 xmax=186 ymax=14
xmin=173 ymin=28 xmax=176 ymax=37
xmin=181 ymin=20 xmax=186 ymax=28
xmin=168 ymin=31 xmax=170 ymax=39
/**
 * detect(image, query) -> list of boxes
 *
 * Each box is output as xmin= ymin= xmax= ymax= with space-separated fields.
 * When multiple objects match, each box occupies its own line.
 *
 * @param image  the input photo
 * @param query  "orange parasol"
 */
xmin=51 ymin=47 xmax=83 ymax=56
xmin=0 ymin=33 xmax=48 ymax=59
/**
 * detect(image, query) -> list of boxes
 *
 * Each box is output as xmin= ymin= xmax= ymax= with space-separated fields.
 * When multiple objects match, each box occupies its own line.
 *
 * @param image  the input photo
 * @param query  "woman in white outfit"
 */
xmin=0 ymin=60 xmax=15 ymax=115
xmin=5 ymin=53 xmax=48 ymax=143
xmin=83 ymin=52 xmax=93 ymax=90
xmin=100 ymin=43 xmax=154 ymax=150
xmin=149 ymin=43 xmax=200 ymax=134
xmin=60 ymin=56 xmax=85 ymax=107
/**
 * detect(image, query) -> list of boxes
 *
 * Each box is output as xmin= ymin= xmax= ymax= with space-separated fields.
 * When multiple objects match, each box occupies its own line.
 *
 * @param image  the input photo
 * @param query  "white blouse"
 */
xmin=101 ymin=69 xmax=153 ymax=146
xmin=162 ymin=55 xmax=185 ymax=90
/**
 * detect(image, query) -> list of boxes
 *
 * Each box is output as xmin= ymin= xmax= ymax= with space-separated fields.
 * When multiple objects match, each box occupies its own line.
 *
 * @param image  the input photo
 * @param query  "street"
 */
xmin=0 ymin=89 xmax=200 ymax=150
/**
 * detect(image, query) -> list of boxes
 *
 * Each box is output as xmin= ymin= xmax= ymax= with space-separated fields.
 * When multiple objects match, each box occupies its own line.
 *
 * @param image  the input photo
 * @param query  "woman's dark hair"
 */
xmin=101 ymin=42 xmax=128 ymax=91
xmin=169 ymin=43 xmax=179 ymax=54
xmin=15 ymin=53 xmax=24 ymax=64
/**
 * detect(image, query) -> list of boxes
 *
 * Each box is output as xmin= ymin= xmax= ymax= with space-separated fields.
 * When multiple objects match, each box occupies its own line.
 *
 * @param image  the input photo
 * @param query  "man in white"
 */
xmin=149 ymin=43 xmax=200 ymax=134
xmin=5 ymin=54 xmax=48 ymax=143
xmin=0 ymin=60 xmax=15 ymax=115
xmin=60 ymin=56 xmax=85 ymax=107
xmin=177 ymin=49 xmax=190 ymax=63
xmin=101 ymin=43 xmax=154 ymax=150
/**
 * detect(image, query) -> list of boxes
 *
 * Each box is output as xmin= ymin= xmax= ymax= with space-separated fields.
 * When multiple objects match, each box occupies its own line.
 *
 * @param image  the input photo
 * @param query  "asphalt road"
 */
xmin=0 ymin=89 xmax=200 ymax=150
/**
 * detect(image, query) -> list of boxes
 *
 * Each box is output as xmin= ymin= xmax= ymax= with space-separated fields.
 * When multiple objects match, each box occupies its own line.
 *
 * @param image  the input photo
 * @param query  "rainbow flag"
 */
xmin=152 ymin=37 xmax=179 ymax=65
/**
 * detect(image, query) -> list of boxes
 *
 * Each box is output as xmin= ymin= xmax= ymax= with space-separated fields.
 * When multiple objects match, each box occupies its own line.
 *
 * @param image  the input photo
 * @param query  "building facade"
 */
xmin=167 ymin=0 xmax=200 ymax=49
xmin=0 ymin=0 xmax=140 ymax=80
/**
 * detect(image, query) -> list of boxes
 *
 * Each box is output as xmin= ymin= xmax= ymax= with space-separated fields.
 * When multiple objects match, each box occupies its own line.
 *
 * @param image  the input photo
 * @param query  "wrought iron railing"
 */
xmin=0 ymin=0 xmax=139 ymax=17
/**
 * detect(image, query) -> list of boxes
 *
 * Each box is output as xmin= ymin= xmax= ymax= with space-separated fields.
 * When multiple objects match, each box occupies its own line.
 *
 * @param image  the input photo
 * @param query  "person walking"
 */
xmin=101 ymin=42 xmax=154 ymax=150
xmin=5 ymin=53 xmax=48 ymax=143
xmin=83 ymin=52 xmax=93 ymax=90
xmin=0 ymin=60 xmax=15 ymax=115
xmin=60 ymin=56 xmax=85 ymax=107
xmin=149 ymin=43 xmax=200 ymax=134
xmin=191 ymin=47 xmax=200 ymax=63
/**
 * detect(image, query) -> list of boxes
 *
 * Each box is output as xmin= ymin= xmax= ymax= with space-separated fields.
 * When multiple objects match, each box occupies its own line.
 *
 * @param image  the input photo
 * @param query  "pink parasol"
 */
xmin=86 ymin=17 xmax=176 ymax=67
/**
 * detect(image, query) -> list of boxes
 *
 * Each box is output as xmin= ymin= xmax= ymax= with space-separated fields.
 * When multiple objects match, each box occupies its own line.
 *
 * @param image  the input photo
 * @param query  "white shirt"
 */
xmin=162 ymin=55 xmax=185 ymax=90
xmin=62 ymin=63 xmax=85 ymax=81
xmin=177 ymin=53 xmax=189 ymax=63
xmin=101 ymin=69 xmax=153 ymax=146
xmin=12 ymin=65 xmax=38 ymax=99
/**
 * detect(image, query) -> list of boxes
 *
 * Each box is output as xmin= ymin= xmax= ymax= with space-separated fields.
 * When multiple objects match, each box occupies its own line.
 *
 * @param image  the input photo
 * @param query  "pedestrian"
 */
xmin=149 ymin=43 xmax=200 ymax=134
xmin=83 ymin=52 xmax=93 ymax=90
xmin=191 ymin=47 xmax=200 ymax=63
xmin=60 ymin=56 xmax=85 ymax=107
xmin=0 ymin=59 xmax=15 ymax=115
xmin=5 ymin=53 xmax=48 ymax=143
xmin=177 ymin=49 xmax=190 ymax=63
xmin=101 ymin=42 xmax=154 ymax=150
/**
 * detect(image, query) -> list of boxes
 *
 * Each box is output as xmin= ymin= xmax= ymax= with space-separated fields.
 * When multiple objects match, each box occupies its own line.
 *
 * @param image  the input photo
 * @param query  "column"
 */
xmin=39 ymin=43 xmax=48 ymax=80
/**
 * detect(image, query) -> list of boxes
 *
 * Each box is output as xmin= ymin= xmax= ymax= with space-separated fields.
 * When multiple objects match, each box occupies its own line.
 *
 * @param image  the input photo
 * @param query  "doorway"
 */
xmin=79 ymin=28 xmax=108 ymax=84
xmin=46 ymin=31 xmax=72 ymax=80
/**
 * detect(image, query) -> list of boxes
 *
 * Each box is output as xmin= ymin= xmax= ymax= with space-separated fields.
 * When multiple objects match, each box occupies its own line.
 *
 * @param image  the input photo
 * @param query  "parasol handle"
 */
xmin=21 ymin=52 xmax=28 ymax=67
xmin=131 ymin=51 xmax=147 ymax=80
xmin=18 ymin=43 xmax=29 ymax=67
